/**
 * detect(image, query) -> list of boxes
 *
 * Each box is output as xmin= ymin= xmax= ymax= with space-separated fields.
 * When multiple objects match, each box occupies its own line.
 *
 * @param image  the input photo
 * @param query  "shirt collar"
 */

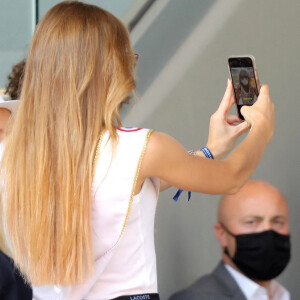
xmin=269 ymin=281 xmax=290 ymax=300
xmin=224 ymin=264 xmax=290 ymax=300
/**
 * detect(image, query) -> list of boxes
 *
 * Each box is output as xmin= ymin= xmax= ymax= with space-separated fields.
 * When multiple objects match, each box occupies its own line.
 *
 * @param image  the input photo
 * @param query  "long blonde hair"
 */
xmin=0 ymin=1 xmax=136 ymax=285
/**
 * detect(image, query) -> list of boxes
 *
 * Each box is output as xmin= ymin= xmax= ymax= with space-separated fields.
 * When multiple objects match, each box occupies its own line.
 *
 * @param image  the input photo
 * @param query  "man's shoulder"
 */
xmin=169 ymin=274 xmax=220 ymax=300
xmin=169 ymin=262 xmax=245 ymax=300
xmin=0 ymin=251 xmax=15 ymax=289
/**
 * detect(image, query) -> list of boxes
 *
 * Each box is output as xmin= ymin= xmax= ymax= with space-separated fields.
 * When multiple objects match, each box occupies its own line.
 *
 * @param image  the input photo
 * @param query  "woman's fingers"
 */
xmin=217 ymin=80 xmax=234 ymax=116
xmin=234 ymin=120 xmax=250 ymax=135
xmin=241 ymin=84 xmax=274 ymax=126
xmin=227 ymin=114 xmax=243 ymax=125
xmin=257 ymin=84 xmax=269 ymax=99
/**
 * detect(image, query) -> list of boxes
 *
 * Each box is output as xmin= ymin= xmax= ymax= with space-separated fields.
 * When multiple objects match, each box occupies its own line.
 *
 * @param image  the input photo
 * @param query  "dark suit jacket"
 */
xmin=169 ymin=261 xmax=246 ymax=300
xmin=0 ymin=250 xmax=32 ymax=300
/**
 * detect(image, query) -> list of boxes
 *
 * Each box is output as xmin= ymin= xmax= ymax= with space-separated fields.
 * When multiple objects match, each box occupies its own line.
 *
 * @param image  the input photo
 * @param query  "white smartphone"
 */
xmin=228 ymin=55 xmax=261 ymax=120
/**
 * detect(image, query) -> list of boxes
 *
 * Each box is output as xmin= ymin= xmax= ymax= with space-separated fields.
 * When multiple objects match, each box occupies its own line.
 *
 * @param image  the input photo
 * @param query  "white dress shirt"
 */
xmin=225 ymin=264 xmax=290 ymax=300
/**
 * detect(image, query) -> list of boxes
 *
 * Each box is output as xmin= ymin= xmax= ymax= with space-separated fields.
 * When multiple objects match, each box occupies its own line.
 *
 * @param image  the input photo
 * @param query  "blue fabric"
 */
xmin=173 ymin=189 xmax=191 ymax=202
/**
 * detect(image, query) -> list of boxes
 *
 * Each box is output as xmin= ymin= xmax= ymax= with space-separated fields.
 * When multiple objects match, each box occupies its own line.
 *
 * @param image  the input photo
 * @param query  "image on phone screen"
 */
xmin=231 ymin=67 xmax=258 ymax=107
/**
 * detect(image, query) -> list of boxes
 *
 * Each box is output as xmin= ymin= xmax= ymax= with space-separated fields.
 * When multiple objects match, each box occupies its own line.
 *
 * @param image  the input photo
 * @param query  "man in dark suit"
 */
xmin=0 ymin=250 xmax=32 ymax=300
xmin=169 ymin=180 xmax=291 ymax=300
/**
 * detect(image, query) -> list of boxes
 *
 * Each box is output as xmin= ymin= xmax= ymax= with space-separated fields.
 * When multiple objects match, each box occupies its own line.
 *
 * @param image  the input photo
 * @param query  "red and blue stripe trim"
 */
xmin=117 ymin=127 xmax=142 ymax=132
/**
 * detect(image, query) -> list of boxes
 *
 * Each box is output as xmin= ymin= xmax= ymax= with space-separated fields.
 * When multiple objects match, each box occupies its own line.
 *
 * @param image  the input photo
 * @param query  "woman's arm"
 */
xmin=158 ymin=80 xmax=249 ymax=192
xmin=158 ymin=151 xmax=205 ymax=192
xmin=139 ymin=82 xmax=274 ymax=195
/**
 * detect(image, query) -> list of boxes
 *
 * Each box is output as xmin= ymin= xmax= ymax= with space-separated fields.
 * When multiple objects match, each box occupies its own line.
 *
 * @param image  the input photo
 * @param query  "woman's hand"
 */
xmin=241 ymin=84 xmax=274 ymax=142
xmin=206 ymin=80 xmax=250 ymax=160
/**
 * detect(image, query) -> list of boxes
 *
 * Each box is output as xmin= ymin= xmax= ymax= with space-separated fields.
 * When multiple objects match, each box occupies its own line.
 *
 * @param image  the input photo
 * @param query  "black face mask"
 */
xmin=222 ymin=224 xmax=291 ymax=281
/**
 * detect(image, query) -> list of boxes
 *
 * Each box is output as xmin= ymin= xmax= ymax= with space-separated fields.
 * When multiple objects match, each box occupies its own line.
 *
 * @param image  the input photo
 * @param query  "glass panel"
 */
xmin=38 ymin=0 xmax=137 ymax=21
xmin=0 ymin=0 xmax=34 ymax=91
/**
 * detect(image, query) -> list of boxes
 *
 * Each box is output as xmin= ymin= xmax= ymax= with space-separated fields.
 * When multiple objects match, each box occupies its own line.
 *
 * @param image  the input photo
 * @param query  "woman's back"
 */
xmin=33 ymin=128 xmax=160 ymax=300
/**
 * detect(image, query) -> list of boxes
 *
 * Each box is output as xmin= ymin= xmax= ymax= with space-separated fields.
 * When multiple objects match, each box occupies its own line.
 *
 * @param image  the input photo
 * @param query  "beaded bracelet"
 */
xmin=200 ymin=146 xmax=214 ymax=159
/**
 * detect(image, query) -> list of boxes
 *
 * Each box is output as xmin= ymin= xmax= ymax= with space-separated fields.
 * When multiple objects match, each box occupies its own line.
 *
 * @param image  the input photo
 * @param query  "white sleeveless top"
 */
xmin=33 ymin=128 xmax=160 ymax=300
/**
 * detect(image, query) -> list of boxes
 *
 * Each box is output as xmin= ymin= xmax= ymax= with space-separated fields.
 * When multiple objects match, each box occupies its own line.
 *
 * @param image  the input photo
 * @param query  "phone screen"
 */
xmin=228 ymin=57 xmax=259 ymax=120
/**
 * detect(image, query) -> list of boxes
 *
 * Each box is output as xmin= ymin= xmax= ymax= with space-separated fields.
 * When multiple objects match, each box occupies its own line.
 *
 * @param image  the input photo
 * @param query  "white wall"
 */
xmin=126 ymin=0 xmax=300 ymax=299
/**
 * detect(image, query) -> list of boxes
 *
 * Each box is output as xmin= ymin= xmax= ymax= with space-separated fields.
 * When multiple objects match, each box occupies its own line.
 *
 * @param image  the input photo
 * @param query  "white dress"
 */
xmin=33 ymin=127 xmax=160 ymax=300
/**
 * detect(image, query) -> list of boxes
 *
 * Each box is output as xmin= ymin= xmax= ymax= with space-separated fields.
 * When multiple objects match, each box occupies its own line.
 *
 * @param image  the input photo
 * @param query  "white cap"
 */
xmin=0 ymin=94 xmax=19 ymax=115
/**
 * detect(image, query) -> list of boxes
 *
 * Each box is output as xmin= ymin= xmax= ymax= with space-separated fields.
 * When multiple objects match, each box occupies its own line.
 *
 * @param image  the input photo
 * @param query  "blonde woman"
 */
xmin=0 ymin=2 xmax=274 ymax=300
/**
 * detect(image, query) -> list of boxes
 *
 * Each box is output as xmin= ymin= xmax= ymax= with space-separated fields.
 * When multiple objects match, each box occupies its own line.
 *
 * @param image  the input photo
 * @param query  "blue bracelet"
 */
xmin=201 ymin=147 xmax=214 ymax=159
xmin=172 ymin=147 xmax=214 ymax=202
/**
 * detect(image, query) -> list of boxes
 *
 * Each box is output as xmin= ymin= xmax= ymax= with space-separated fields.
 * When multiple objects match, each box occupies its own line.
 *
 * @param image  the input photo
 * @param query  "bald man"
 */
xmin=169 ymin=180 xmax=291 ymax=300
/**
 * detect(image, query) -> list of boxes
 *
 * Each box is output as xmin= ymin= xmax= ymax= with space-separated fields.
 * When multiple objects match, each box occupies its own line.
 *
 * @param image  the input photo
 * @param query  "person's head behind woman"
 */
xmin=5 ymin=59 xmax=26 ymax=100
xmin=239 ymin=69 xmax=250 ymax=89
xmin=1 ymin=1 xmax=136 ymax=286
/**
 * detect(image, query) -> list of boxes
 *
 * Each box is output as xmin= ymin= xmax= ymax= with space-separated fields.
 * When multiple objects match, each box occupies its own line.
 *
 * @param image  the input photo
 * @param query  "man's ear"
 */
xmin=214 ymin=222 xmax=228 ymax=248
